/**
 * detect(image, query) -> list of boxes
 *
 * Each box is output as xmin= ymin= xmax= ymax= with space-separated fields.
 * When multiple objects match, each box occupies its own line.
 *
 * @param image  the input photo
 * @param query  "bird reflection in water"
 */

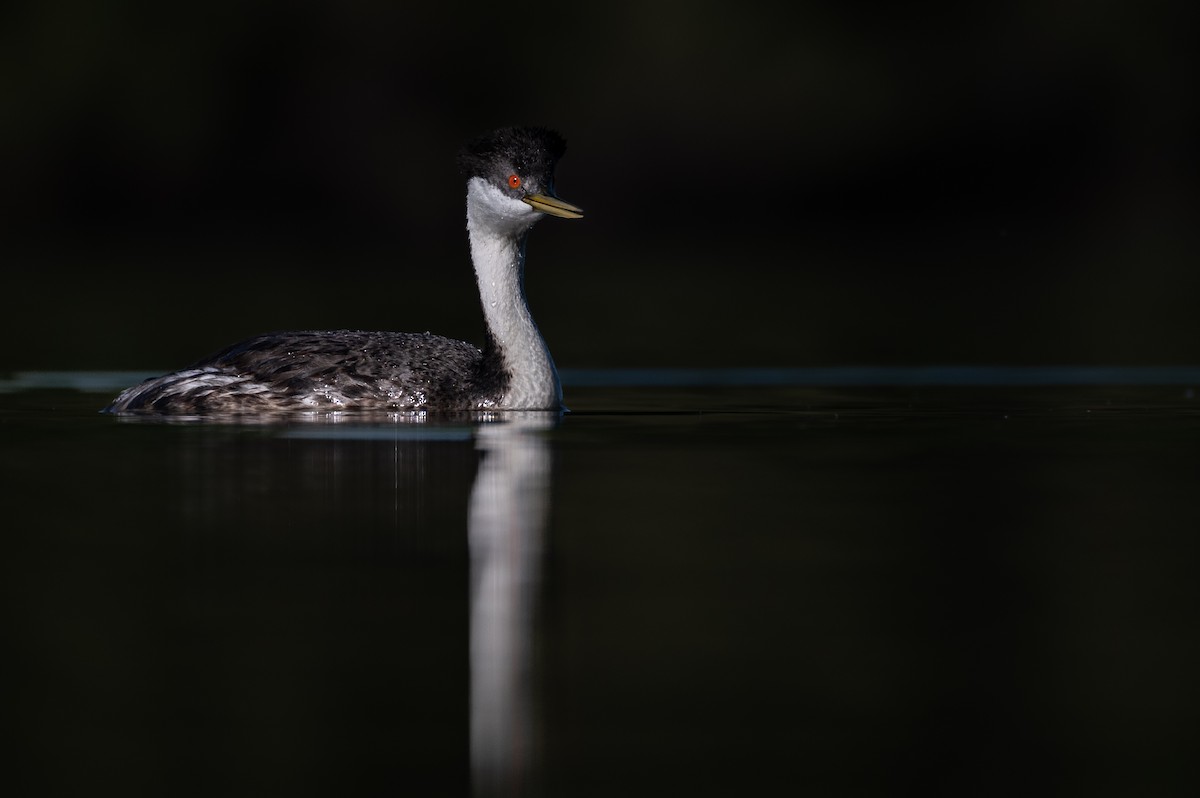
xmin=277 ymin=410 xmax=556 ymax=795
xmin=468 ymin=413 xmax=554 ymax=797
xmin=127 ymin=408 xmax=556 ymax=794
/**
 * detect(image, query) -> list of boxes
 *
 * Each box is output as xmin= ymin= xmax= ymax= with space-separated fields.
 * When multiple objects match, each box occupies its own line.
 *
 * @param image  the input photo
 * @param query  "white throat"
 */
xmin=465 ymin=177 xmax=562 ymax=410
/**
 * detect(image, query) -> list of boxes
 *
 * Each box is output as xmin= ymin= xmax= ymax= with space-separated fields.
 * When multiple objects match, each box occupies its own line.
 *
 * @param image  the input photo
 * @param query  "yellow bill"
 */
xmin=523 ymin=193 xmax=584 ymax=219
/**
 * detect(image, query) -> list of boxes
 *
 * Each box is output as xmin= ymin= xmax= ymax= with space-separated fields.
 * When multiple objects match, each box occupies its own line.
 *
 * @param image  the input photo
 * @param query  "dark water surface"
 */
xmin=4 ymin=372 xmax=1199 ymax=796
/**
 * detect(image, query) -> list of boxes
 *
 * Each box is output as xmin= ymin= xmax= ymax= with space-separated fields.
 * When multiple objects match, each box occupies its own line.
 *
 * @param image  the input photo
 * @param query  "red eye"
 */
xmin=507 ymin=174 xmax=522 ymax=189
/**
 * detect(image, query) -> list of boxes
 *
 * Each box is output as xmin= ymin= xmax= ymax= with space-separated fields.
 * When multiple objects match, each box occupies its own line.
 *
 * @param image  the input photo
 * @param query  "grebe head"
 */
xmin=460 ymin=127 xmax=584 ymax=237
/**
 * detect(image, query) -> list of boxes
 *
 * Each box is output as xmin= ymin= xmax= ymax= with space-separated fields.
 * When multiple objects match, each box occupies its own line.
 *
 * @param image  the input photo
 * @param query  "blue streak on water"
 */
xmin=559 ymin=366 xmax=1200 ymax=388
xmin=0 ymin=371 xmax=159 ymax=393
xmin=4 ymin=367 xmax=1200 ymax=394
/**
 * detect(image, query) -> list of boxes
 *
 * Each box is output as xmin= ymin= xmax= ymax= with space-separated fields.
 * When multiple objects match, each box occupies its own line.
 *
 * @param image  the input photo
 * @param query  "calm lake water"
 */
xmin=4 ymin=370 xmax=1199 ymax=796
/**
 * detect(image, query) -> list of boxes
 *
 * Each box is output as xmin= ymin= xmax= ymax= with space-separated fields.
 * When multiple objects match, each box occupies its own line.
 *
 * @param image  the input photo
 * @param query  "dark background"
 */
xmin=3 ymin=1 xmax=1196 ymax=372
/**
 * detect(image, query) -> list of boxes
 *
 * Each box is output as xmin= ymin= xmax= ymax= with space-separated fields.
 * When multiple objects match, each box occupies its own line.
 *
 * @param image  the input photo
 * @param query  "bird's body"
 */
xmin=109 ymin=330 xmax=499 ymax=414
xmin=104 ymin=127 xmax=582 ymax=415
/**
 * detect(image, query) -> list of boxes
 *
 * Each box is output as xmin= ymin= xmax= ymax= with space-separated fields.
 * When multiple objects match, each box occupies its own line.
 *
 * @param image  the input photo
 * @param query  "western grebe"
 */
xmin=104 ymin=126 xmax=582 ymax=415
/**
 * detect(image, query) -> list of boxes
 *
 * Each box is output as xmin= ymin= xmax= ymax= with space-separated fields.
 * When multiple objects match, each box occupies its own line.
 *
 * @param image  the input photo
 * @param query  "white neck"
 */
xmin=465 ymin=178 xmax=562 ymax=410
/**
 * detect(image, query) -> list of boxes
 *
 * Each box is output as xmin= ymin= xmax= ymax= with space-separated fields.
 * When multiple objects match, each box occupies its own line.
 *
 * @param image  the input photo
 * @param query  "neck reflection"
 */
xmin=468 ymin=413 xmax=554 ymax=797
